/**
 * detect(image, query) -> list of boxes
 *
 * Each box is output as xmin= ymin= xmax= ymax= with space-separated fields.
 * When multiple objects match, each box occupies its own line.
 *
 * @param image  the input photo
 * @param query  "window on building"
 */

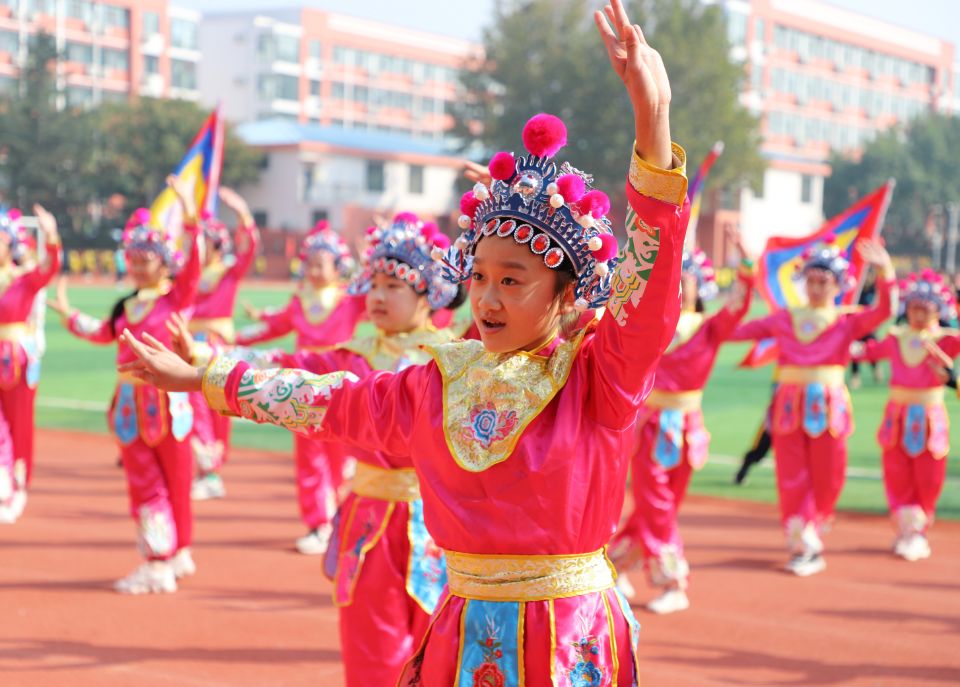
xmin=366 ymin=160 xmax=385 ymax=192
xmin=253 ymin=210 xmax=268 ymax=227
xmin=354 ymin=85 xmax=368 ymax=103
xmin=143 ymin=54 xmax=159 ymax=75
xmin=27 ymin=0 xmax=54 ymax=18
xmin=171 ymin=17 xmax=198 ymax=50
xmin=309 ymin=40 xmax=322 ymax=60
xmin=100 ymin=5 xmax=129 ymax=29
xmin=309 ymin=79 xmax=321 ymax=97
xmin=101 ymin=48 xmax=129 ymax=73
xmin=66 ymin=41 xmax=93 ymax=65
xmin=66 ymin=85 xmax=93 ymax=107
xmin=0 ymin=30 xmax=17 ymax=55
xmin=801 ymin=175 xmax=813 ymax=204
xmin=331 ymin=82 xmax=344 ymax=99
xmin=753 ymin=18 xmax=765 ymax=42
xmin=275 ymin=34 xmax=300 ymax=63
xmin=171 ymin=59 xmax=197 ymax=90
xmin=143 ymin=11 xmax=161 ymax=37
xmin=409 ymin=165 xmax=424 ymax=194
xmin=275 ymin=73 xmax=298 ymax=100
xmin=67 ymin=0 xmax=93 ymax=25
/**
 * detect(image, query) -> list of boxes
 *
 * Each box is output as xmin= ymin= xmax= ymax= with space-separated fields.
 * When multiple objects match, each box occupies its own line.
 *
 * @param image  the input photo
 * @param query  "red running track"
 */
xmin=1 ymin=430 xmax=957 ymax=686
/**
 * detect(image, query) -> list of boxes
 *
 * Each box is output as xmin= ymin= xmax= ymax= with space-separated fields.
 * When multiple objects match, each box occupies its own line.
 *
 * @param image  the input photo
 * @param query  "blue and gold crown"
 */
xmin=800 ymin=234 xmax=850 ymax=287
xmin=122 ymin=207 xmax=181 ymax=269
xmin=682 ymin=248 xmax=718 ymax=301
xmin=350 ymin=212 xmax=459 ymax=310
xmin=300 ymin=220 xmax=354 ymax=276
xmin=434 ymin=114 xmax=619 ymax=310
xmin=0 ymin=207 xmax=28 ymax=262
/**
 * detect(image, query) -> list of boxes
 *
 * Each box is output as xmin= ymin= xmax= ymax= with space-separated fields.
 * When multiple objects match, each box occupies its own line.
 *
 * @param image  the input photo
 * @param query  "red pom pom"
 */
xmin=522 ymin=113 xmax=567 ymax=158
xmin=432 ymin=232 xmax=451 ymax=250
xmin=592 ymin=233 xmax=618 ymax=262
xmin=420 ymin=221 xmax=439 ymax=238
xmin=393 ymin=212 xmax=419 ymax=224
xmin=920 ymin=268 xmax=936 ymax=280
xmin=822 ymin=233 xmax=836 ymax=244
xmin=365 ymin=226 xmax=377 ymax=235
xmin=126 ymin=208 xmax=152 ymax=229
xmin=460 ymin=191 xmax=481 ymax=217
xmin=488 ymin=152 xmax=516 ymax=181
xmin=556 ymin=174 xmax=585 ymax=203
xmin=7 ymin=208 xmax=22 ymax=221
xmin=578 ymin=190 xmax=610 ymax=218
xmin=312 ymin=219 xmax=329 ymax=233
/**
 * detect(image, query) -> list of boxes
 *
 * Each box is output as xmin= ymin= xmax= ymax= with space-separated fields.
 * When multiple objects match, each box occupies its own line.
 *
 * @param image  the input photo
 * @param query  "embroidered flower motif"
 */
xmin=472 ymin=662 xmax=505 ymax=687
xmin=568 ymin=636 xmax=604 ymax=687
xmin=471 ymin=617 xmax=506 ymax=687
xmin=463 ymin=402 xmax=518 ymax=449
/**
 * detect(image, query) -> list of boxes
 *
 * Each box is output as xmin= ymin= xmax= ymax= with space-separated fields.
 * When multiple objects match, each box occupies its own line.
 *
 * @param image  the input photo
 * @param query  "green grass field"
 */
xmin=37 ymin=283 xmax=960 ymax=519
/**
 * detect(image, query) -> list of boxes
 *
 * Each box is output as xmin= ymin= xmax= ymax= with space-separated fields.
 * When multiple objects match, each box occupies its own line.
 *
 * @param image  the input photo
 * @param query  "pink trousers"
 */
xmin=0 ymin=380 xmax=36 ymax=486
xmin=771 ymin=428 xmax=847 ymax=535
xmin=295 ymin=435 xmax=348 ymax=530
xmin=188 ymin=389 xmax=232 ymax=476
xmin=882 ymin=446 xmax=947 ymax=534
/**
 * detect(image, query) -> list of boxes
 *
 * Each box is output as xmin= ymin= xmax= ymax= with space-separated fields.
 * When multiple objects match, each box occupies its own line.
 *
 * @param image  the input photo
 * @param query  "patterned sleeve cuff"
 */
xmin=202 ymin=356 xmax=238 ymax=415
xmin=627 ymin=142 xmax=688 ymax=206
xmin=191 ymin=341 xmax=215 ymax=368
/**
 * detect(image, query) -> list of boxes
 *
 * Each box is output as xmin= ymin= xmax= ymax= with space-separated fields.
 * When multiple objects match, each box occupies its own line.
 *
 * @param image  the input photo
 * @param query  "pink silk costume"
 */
xmin=235 ymin=286 xmax=366 ymax=533
xmin=858 ymin=326 xmax=960 ymax=536
xmin=0 ymin=239 xmax=62 ymax=499
xmin=201 ymin=146 xmax=689 ymax=686
xmin=187 ymin=223 xmax=259 ymax=476
xmin=65 ymin=228 xmax=201 ymax=560
xmin=612 ymin=264 xmax=754 ymax=586
xmin=728 ymin=274 xmax=894 ymax=548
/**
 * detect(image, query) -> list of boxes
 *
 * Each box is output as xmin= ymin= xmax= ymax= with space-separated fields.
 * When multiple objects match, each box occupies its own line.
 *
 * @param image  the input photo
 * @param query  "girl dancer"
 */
xmin=854 ymin=270 xmax=959 ymax=561
xmin=50 ymin=178 xmax=201 ymax=593
xmin=236 ymin=222 xmax=365 ymax=554
xmin=122 ymin=1 xmax=688 ymax=679
xmin=729 ymin=237 xmax=895 ymax=576
xmin=188 ymin=187 xmax=260 ymax=500
xmin=0 ymin=206 xmax=62 ymax=524
xmin=612 ymin=235 xmax=754 ymax=613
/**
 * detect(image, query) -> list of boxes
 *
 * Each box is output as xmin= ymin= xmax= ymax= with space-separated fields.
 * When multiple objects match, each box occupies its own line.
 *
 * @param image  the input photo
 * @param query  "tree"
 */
xmin=824 ymin=114 xmax=960 ymax=257
xmin=455 ymin=0 xmax=764 ymax=202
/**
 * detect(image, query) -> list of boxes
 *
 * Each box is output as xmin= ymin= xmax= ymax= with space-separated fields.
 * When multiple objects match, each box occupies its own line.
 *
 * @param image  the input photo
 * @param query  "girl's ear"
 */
xmin=559 ymin=282 xmax=577 ymax=314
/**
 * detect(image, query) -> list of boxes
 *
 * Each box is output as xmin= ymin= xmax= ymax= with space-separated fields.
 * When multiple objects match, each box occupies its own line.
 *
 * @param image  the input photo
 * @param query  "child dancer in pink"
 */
xmin=188 ymin=188 xmax=260 ymax=500
xmin=51 ymin=179 xmax=201 ymax=593
xmin=612 ymin=238 xmax=754 ymax=613
xmin=0 ymin=206 xmax=62 ymax=524
xmin=730 ymin=237 xmax=895 ymax=576
xmin=236 ymin=222 xmax=365 ymax=554
xmin=855 ymin=270 xmax=959 ymax=561
xmin=122 ymin=2 xmax=689 ymax=679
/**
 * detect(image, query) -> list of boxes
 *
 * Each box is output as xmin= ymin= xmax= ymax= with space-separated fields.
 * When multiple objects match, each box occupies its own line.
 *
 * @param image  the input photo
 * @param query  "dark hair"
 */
xmin=552 ymin=261 xmax=580 ymax=338
xmin=109 ymin=290 xmax=139 ymax=336
xmin=445 ymin=283 xmax=468 ymax=311
xmin=695 ymin=296 xmax=705 ymax=313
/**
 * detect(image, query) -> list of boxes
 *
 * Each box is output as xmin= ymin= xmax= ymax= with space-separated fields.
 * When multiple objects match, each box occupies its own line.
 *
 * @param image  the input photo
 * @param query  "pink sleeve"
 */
xmin=588 ymin=157 xmax=688 ymax=428
xmin=24 ymin=241 xmax=62 ymax=292
xmin=729 ymin=312 xmax=780 ymax=342
xmin=707 ymin=266 xmax=755 ymax=343
xmin=65 ymin=309 xmax=116 ymax=345
xmin=848 ymin=275 xmax=894 ymax=341
xmin=170 ymin=226 xmax=202 ymax=309
xmin=235 ymin=299 xmax=295 ymax=345
xmin=228 ymin=224 xmax=259 ymax=280
xmin=857 ymin=334 xmax=894 ymax=362
xmin=203 ymin=356 xmax=428 ymax=457
xmin=936 ymin=334 xmax=960 ymax=359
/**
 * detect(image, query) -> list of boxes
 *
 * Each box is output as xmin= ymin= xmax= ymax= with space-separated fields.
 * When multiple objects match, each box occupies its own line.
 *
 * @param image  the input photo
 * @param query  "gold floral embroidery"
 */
xmin=425 ymin=333 xmax=584 ymax=473
xmin=124 ymin=280 xmax=172 ymax=325
xmin=789 ymin=307 xmax=839 ymax=344
xmin=343 ymin=327 xmax=454 ymax=372
xmin=198 ymin=260 xmax=228 ymax=294
xmin=300 ymin=285 xmax=341 ymax=325
xmin=666 ymin=311 xmax=704 ymax=353
xmin=202 ymin=356 xmax=237 ymax=414
xmin=627 ymin=141 xmax=688 ymax=206
xmin=893 ymin=325 xmax=958 ymax=367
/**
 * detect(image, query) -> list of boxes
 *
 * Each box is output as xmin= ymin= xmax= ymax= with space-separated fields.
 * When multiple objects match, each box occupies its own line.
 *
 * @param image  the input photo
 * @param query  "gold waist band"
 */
xmin=889 ymin=386 xmax=944 ymax=406
xmin=301 ymin=344 xmax=334 ymax=353
xmin=351 ymin=463 xmax=420 ymax=502
xmin=0 ymin=322 xmax=30 ymax=342
xmin=444 ymin=549 xmax=615 ymax=602
xmin=646 ymin=389 xmax=703 ymax=412
xmin=189 ymin=317 xmax=235 ymax=343
xmin=776 ymin=365 xmax=846 ymax=386
xmin=117 ymin=371 xmax=147 ymax=386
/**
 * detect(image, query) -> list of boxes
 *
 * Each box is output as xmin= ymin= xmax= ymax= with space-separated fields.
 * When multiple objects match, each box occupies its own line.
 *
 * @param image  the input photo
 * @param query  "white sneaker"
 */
xmin=295 ymin=524 xmax=332 ymax=555
xmin=646 ymin=589 xmax=690 ymax=615
xmin=616 ymin=574 xmax=637 ymax=601
xmin=0 ymin=490 xmax=27 ymax=524
xmin=785 ymin=552 xmax=826 ymax=577
xmin=191 ymin=474 xmax=226 ymax=501
xmin=171 ymin=548 xmax=197 ymax=578
xmin=896 ymin=534 xmax=931 ymax=562
xmin=114 ymin=561 xmax=178 ymax=594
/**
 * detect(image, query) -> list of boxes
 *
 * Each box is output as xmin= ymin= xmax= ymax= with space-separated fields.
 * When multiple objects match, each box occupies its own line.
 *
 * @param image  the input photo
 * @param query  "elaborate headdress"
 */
xmin=681 ymin=248 xmax=718 ymax=301
xmin=200 ymin=209 xmax=232 ymax=254
xmin=350 ymin=212 xmax=459 ymax=310
xmin=300 ymin=220 xmax=353 ymax=276
xmin=899 ymin=269 xmax=956 ymax=320
xmin=799 ymin=233 xmax=851 ymax=290
xmin=0 ymin=208 xmax=29 ymax=263
xmin=434 ymin=113 xmax=619 ymax=310
xmin=122 ymin=207 xmax=180 ymax=269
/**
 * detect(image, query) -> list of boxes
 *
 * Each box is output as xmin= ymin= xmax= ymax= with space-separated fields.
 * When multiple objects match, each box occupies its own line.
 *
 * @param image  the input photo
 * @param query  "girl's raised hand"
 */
xmin=118 ymin=329 xmax=204 ymax=392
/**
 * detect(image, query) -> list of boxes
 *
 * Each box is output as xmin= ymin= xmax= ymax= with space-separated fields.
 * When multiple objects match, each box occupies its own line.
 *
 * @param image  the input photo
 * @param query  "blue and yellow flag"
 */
xmin=740 ymin=180 xmax=895 ymax=367
xmin=149 ymin=106 xmax=224 ymax=238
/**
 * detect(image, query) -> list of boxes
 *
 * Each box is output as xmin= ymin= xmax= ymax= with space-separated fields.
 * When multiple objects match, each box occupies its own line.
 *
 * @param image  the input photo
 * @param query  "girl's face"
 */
xmin=203 ymin=237 xmax=222 ymax=266
xmin=305 ymin=251 xmax=338 ymax=288
xmin=366 ymin=271 xmax=432 ymax=334
xmin=906 ymin=299 xmax=938 ymax=330
xmin=681 ymin=272 xmax=699 ymax=312
xmin=128 ymin=252 xmax=168 ymax=289
xmin=0 ymin=240 xmax=10 ymax=265
xmin=804 ymin=268 xmax=839 ymax=308
xmin=469 ymin=236 xmax=573 ymax=354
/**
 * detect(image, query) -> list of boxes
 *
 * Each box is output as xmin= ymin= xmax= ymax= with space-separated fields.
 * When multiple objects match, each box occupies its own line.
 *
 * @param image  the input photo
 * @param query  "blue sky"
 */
xmin=187 ymin=0 xmax=959 ymax=49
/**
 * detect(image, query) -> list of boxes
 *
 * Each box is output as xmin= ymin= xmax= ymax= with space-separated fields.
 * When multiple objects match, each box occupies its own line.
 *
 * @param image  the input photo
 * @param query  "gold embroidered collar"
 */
xmin=299 ymin=284 xmax=341 ymax=325
xmin=893 ymin=325 xmax=956 ymax=367
xmin=666 ymin=311 xmax=704 ymax=353
xmin=199 ymin=260 xmax=228 ymax=294
xmin=124 ymin=280 xmax=172 ymax=324
xmin=790 ymin=307 xmax=838 ymax=344
xmin=425 ymin=331 xmax=586 ymax=473
xmin=342 ymin=327 xmax=454 ymax=372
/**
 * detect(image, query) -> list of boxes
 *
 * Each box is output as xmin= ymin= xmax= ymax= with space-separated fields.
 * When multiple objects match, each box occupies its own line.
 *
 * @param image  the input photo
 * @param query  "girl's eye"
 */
xmin=501 ymin=277 xmax=517 ymax=286
xmin=472 ymin=273 xmax=484 ymax=282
